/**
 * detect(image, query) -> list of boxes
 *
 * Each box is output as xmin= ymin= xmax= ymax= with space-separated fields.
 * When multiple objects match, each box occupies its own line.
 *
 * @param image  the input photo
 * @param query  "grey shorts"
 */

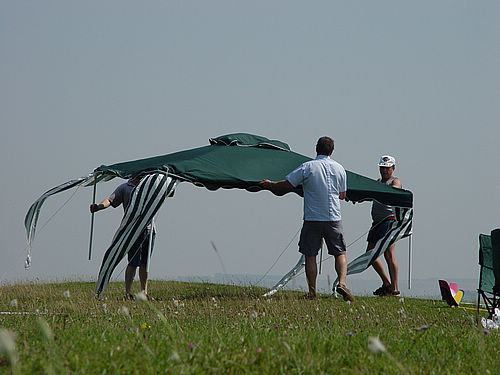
xmin=128 ymin=229 xmax=155 ymax=268
xmin=298 ymin=221 xmax=346 ymax=257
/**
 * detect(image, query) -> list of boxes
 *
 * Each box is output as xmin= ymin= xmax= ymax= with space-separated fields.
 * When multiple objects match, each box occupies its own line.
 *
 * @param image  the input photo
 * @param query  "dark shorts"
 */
xmin=128 ymin=229 xmax=156 ymax=268
xmin=367 ymin=219 xmax=395 ymax=244
xmin=298 ymin=221 xmax=346 ymax=257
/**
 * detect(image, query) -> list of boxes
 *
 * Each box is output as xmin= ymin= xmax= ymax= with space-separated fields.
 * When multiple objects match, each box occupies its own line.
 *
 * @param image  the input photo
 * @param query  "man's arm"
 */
xmin=260 ymin=179 xmax=295 ymax=193
xmin=90 ymin=198 xmax=112 ymax=213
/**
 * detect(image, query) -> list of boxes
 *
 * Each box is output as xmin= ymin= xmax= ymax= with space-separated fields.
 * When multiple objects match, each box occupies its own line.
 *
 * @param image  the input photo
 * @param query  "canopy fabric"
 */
xmin=95 ymin=133 xmax=413 ymax=208
xmin=25 ymin=133 xmax=414 ymax=296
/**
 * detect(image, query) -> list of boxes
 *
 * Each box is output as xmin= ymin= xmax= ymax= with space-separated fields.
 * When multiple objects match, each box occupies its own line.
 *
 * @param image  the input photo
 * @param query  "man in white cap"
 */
xmin=367 ymin=155 xmax=402 ymax=296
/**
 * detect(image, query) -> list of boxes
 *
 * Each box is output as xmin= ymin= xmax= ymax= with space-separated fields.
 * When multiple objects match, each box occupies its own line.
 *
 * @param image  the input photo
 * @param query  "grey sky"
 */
xmin=1 ymin=1 xmax=499 ymax=291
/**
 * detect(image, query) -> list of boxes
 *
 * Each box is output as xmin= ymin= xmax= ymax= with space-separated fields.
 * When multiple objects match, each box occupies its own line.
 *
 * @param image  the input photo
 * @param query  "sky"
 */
xmin=1 ymin=1 xmax=499 ymax=294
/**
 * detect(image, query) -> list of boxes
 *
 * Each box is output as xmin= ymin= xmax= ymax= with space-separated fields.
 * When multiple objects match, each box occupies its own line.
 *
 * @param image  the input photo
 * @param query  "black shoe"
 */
xmin=373 ymin=285 xmax=391 ymax=296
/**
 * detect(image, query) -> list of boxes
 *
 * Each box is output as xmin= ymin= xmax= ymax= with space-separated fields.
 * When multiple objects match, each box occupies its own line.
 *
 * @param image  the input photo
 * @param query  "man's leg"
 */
xmin=334 ymin=253 xmax=348 ymax=287
xmin=384 ymin=243 xmax=399 ymax=292
xmin=305 ymin=255 xmax=318 ymax=298
xmin=138 ymin=265 xmax=148 ymax=295
xmin=125 ymin=265 xmax=136 ymax=295
xmin=367 ymin=242 xmax=391 ymax=288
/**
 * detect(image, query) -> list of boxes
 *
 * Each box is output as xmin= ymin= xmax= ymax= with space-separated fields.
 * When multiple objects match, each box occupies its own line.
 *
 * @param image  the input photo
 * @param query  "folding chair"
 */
xmin=477 ymin=229 xmax=500 ymax=318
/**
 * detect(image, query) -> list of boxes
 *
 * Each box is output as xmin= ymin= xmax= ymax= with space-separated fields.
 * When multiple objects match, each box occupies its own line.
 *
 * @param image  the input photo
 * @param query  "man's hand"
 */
xmin=90 ymin=203 xmax=104 ymax=213
xmin=259 ymin=179 xmax=273 ymax=189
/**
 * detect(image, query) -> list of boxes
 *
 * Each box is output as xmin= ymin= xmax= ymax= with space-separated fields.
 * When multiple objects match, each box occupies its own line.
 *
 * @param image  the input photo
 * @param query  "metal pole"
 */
xmin=408 ymin=234 xmax=412 ymax=289
xmin=88 ymin=174 xmax=98 ymax=260
xmin=146 ymin=217 xmax=155 ymax=273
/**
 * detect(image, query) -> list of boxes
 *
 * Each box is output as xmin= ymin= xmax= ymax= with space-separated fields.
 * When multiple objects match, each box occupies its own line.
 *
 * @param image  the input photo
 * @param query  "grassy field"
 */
xmin=0 ymin=280 xmax=497 ymax=374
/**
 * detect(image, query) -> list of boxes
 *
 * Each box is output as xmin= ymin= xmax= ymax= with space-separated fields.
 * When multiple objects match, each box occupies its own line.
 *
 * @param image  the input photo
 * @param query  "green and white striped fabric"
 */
xmin=96 ymin=173 xmax=176 ymax=295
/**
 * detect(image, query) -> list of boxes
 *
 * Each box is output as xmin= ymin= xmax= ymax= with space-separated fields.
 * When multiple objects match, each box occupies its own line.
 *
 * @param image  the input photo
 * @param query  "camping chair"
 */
xmin=477 ymin=229 xmax=500 ymax=318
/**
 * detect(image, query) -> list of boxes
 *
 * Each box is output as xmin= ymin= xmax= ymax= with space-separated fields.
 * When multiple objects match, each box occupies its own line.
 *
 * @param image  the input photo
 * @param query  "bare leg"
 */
xmin=125 ymin=265 xmax=136 ymax=295
xmin=305 ymin=256 xmax=317 ymax=297
xmin=334 ymin=253 xmax=348 ymax=287
xmin=139 ymin=265 xmax=148 ymax=295
xmin=367 ymin=242 xmax=391 ymax=287
xmin=384 ymin=243 xmax=398 ymax=292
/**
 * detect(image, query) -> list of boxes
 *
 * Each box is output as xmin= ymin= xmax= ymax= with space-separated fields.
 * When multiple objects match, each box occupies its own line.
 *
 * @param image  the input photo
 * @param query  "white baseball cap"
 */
xmin=378 ymin=155 xmax=396 ymax=167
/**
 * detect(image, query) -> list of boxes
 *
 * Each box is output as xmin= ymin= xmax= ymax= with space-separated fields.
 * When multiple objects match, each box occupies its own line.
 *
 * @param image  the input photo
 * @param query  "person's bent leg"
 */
xmin=384 ymin=243 xmax=399 ymax=293
xmin=367 ymin=241 xmax=391 ymax=294
xmin=372 ymin=257 xmax=391 ymax=286
xmin=305 ymin=256 xmax=318 ymax=298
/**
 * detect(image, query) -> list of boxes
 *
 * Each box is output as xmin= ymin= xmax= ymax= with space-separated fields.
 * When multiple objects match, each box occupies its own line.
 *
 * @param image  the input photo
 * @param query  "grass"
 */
xmin=0 ymin=280 xmax=498 ymax=374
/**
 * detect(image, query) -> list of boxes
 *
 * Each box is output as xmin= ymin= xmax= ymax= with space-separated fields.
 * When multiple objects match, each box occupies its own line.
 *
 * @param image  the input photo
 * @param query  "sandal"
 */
xmin=336 ymin=285 xmax=355 ymax=302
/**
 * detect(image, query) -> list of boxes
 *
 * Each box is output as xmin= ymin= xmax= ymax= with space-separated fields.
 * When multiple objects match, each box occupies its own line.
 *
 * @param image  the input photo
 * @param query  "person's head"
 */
xmin=316 ymin=136 xmax=334 ymax=156
xmin=378 ymin=155 xmax=396 ymax=180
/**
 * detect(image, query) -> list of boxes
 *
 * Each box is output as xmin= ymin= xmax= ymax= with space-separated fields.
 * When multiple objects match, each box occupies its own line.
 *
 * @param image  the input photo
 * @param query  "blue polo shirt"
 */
xmin=286 ymin=155 xmax=347 ymax=221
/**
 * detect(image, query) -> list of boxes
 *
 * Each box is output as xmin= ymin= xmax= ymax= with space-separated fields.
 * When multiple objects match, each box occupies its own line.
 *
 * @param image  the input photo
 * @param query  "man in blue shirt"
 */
xmin=260 ymin=137 xmax=354 ymax=301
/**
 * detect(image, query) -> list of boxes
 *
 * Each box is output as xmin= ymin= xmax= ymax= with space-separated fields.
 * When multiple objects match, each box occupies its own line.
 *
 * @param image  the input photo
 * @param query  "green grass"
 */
xmin=0 ymin=280 xmax=497 ymax=374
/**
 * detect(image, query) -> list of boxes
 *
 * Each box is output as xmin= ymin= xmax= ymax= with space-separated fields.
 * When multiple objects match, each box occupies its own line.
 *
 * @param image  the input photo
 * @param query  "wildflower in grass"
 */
xmin=9 ymin=299 xmax=18 ymax=307
xmin=169 ymin=350 xmax=181 ymax=362
xmin=135 ymin=291 xmax=148 ymax=302
xmin=140 ymin=322 xmax=151 ymax=331
xmin=368 ymin=336 xmax=386 ymax=354
xmin=63 ymin=290 xmax=71 ymax=298
xmin=37 ymin=317 xmax=54 ymax=342
xmin=102 ymin=303 xmax=108 ymax=314
xmin=187 ymin=342 xmax=195 ymax=351
xmin=398 ymin=308 xmax=406 ymax=319
xmin=256 ymin=347 xmax=263 ymax=354
xmin=0 ymin=329 xmax=18 ymax=366
xmin=250 ymin=310 xmax=258 ymax=319
xmin=415 ymin=324 xmax=430 ymax=332
xmin=120 ymin=306 xmax=130 ymax=318
xmin=345 ymin=331 xmax=354 ymax=337
xmin=368 ymin=336 xmax=407 ymax=372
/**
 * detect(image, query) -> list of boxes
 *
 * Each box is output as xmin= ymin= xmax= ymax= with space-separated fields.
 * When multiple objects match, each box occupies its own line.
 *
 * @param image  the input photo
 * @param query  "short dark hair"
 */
xmin=316 ymin=136 xmax=334 ymax=156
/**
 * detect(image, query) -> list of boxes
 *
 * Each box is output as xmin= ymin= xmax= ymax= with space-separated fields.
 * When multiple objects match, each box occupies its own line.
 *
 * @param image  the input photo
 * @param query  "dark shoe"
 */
xmin=373 ymin=284 xmax=391 ymax=296
xmin=391 ymin=290 xmax=401 ymax=296
xmin=336 ymin=285 xmax=355 ymax=302
xmin=124 ymin=293 xmax=135 ymax=301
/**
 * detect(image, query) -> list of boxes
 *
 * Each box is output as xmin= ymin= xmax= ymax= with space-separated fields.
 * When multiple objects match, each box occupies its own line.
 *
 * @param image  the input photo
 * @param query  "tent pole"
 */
xmin=146 ymin=216 xmax=155 ymax=273
xmin=88 ymin=173 xmax=98 ymax=260
xmin=408 ymin=234 xmax=412 ymax=289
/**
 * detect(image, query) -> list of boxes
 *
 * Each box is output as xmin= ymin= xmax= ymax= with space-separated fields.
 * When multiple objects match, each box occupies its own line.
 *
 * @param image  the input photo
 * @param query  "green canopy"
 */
xmin=96 ymin=133 xmax=413 ymax=208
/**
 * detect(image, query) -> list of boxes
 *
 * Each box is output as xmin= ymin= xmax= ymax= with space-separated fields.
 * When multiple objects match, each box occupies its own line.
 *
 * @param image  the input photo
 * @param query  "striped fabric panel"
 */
xmin=23 ymin=175 xmax=95 ymax=269
xmin=263 ymin=255 xmax=305 ymax=298
xmin=332 ymin=207 xmax=413 ymax=289
xmin=95 ymin=173 xmax=177 ymax=296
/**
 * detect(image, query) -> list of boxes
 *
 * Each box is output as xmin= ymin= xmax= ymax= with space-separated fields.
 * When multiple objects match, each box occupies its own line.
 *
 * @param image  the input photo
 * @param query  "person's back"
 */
xmin=299 ymin=156 xmax=346 ymax=222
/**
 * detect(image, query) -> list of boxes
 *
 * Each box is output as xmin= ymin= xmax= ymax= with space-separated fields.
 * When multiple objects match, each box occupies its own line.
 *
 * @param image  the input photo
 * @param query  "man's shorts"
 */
xmin=128 ymin=229 xmax=156 ymax=268
xmin=367 ymin=218 xmax=395 ymax=244
xmin=298 ymin=221 xmax=346 ymax=257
